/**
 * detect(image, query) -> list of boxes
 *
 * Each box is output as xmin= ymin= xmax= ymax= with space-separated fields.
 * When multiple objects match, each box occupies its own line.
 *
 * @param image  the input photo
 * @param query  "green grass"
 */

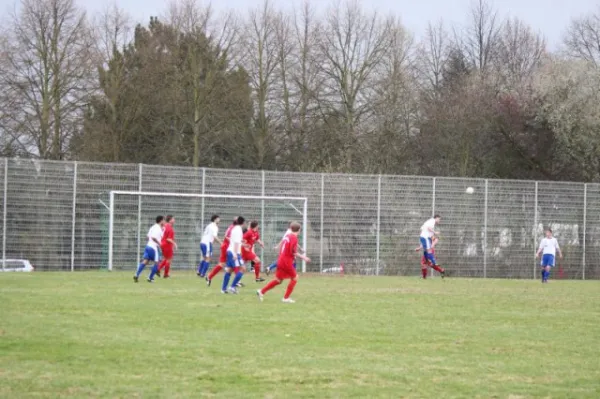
xmin=1 ymin=272 xmax=600 ymax=398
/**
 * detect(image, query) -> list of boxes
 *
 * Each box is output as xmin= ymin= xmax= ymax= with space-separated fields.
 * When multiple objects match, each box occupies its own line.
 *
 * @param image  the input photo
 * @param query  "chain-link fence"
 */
xmin=1 ymin=158 xmax=598 ymax=279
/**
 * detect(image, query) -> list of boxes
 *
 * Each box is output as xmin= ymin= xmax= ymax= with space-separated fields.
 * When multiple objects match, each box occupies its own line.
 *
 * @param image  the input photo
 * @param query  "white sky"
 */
xmin=0 ymin=0 xmax=597 ymax=50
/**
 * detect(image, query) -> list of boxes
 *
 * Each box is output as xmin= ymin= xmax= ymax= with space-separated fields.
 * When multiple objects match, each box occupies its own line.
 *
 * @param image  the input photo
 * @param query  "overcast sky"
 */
xmin=0 ymin=0 xmax=597 ymax=50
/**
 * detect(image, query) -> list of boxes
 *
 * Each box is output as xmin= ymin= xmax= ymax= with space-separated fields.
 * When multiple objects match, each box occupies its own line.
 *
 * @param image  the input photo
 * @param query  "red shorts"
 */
xmin=161 ymin=245 xmax=174 ymax=259
xmin=275 ymin=260 xmax=297 ymax=280
xmin=242 ymin=248 xmax=257 ymax=262
xmin=219 ymin=245 xmax=228 ymax=263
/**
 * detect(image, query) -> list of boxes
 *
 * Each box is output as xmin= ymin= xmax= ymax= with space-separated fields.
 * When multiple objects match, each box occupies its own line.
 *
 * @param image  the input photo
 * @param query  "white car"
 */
xmin=1 ymin=259 xmax=34 ymax=272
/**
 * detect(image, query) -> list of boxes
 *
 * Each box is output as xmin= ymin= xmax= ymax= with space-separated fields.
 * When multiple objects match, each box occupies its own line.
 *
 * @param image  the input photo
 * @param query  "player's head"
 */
xmin=434 ymin=214 xmax=441 ymax=223
xmin=236 ymin=216 xmax=246 ymax=227
xmin=166 ymin=215 xmax=174 ymax=224
xmin=232 ymin=217 xmax=238 ymax=225
xmin=290 ymin=221 xmax=301 ymax=234
xmin=211 ymin=214 xmax=220 ymax=224
xmin=250 ymin=220 xmax=259 ymax=230
xmin=156 ymin=215 xmax=165 ymax=225
xmin=545 ymin=228 xmax=553 ymax=238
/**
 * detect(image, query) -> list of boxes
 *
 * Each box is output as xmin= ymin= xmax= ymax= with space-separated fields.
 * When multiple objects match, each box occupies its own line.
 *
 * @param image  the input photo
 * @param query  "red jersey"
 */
xmin=279 ymin=233 xmax=298 ymax=262
xmin=161 ymin=223 xmax=174 ymax=247
xmin=243 ymin=229 xmax=260 ymax=249
xmin=221 ymin=224 xmax=234 ymax=248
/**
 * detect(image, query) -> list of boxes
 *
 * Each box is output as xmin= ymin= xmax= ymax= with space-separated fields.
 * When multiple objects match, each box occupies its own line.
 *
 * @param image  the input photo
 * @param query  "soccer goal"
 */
xmin=105 ymin=191 xmax=308 ymax=273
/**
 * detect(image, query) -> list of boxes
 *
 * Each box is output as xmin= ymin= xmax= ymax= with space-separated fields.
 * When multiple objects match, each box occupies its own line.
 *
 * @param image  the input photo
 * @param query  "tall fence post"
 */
xmin=108 ymin=191 xmax=115 ymax=271
xmin=261 ymin=170 xmax=265 ymax=264
xmin=583 ymin=183 xmax=587 ymax=280
xmin=483 ymin=179 xmax=488 ymax=278
xmin=533 ymin=181 xmax=538 ymax=280
xmin=376 ymin=175 xmax=381 ymax=275
xmin=431 ymin=177 xmax=436 ymax=278
xmin=200 ymin=167 xmax=206 ymax=228
xmin=2 ymin=158 xmax=7 ymax=270
xmin=319 ymin=173 xmax=324 ymax=273
xmin=137 ymin=164 xmax=143 ymax=262
xmin=70 ymin=162 xmax=77 ymax=272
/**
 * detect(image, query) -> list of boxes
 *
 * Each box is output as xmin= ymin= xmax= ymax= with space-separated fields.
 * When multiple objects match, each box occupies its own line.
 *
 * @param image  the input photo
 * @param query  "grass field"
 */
xmin=1 ymin=272 xmax=599 ymax=398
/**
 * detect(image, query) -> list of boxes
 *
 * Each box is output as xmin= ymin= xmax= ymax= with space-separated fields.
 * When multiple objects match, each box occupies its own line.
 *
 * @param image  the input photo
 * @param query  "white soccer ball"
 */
xmin=466 ymin=187 xmax=474 ymax=194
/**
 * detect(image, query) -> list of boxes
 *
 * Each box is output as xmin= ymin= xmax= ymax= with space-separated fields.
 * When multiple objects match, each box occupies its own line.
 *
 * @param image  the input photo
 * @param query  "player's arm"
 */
xmin=167 ymin=237 xmax=177 ymax=250
xmin=556 ymin=241 xmax=563 ymax=258
xmin=257 ymin=238 xmax=264 ymax=248
xmin=535 ymin=242 xmax=543 ymax=258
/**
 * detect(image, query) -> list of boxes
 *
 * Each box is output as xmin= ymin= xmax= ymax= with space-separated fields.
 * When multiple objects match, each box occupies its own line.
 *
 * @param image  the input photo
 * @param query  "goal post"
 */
xmin=107 ymin=190 xmax=308 ymax=273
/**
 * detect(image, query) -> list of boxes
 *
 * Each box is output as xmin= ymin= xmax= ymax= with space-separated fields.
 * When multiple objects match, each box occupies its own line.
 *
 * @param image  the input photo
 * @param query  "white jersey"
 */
xmin=201 ymin=222 xmax=219 ymax=245
xmin=420 ymin=218 xmax=436 ymax=238
xmin=539 ymin=237 xmax=560 ymax=257
xmin=147 ymin=224 xmax=163 ymax=251
xmin=227 ymin=225 xmax=243 ymax=254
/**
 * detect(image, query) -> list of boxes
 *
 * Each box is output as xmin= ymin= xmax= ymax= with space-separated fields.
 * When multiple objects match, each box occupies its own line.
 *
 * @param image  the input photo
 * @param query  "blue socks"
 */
xmin=542 ymin=270 xmax=550 ymax=282
xmin=148 ymin=264 xmax=158 ymax=280
xmin=269 ymin=262 xmax=277 ymax=271
xmin=222 ymin=272 xmax=231 ymax=291
xmin=231 ymin=271 xmax=244 ymax=288
xmin=198 ymin=261 xmax=209 ymax=276
xmin=135 ymin=262 xmax=145 ymax=278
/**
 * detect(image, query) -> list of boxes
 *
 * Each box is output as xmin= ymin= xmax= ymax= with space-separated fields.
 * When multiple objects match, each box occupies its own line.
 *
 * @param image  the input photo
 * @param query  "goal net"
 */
xmin=104 ymin=191 xmax=308 ymax=273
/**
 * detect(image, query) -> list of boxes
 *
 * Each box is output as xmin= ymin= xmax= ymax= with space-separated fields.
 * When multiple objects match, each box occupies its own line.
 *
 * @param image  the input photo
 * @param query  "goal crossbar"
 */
xmin=107 ymin=190 xmax=308 ymax=272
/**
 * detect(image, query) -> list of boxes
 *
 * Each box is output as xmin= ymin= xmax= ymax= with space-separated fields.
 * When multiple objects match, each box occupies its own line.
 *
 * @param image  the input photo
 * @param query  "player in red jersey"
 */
xmin=257 ymin=221 xmax=310 ymax=303
xmin=206 ymin=217 xmax=237 ymax=286
xmin=242 ymin=221 xmax=265 ymax=282
xmin=415 ymin=236 xmax=443 ymax=278
xmin=158 ymin=215 xmax=177 ymax=278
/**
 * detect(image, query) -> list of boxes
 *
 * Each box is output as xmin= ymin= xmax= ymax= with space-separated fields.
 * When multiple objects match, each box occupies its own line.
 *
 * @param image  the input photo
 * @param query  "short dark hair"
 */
xmin=236 ymin=216 xmax=245 ymax=225
xmin=156 ymin=215 xmax=164 ymax=224
xmin=434 ymin=214 xmax=441 ymax=219
xmin=211 ymin=214 xmax=219 ymax=222
xmin=250 ymin=221 xmax=259 ymax=228
xmin=242 ymin=228 xmax=248 ymax=234
xmin=165 ymin=215 xmax=173 ymax=223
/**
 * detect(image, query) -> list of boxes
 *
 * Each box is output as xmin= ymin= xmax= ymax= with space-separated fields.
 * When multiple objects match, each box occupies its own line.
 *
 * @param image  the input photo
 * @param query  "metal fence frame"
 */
xmin=1 ymin=158 xmax=597 ymax=279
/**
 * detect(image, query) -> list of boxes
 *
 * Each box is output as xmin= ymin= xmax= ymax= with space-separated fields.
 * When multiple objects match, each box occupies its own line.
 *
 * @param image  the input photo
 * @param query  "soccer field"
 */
xmin=1 ymin=273 xmax=599 ymax=398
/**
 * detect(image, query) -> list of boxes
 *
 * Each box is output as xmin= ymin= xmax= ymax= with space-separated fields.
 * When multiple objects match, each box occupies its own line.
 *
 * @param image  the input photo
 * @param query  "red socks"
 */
xmin=260 ymin=279 xmax=280 ymax=295
xmin=432 ymin=265 xmax=444 ymax=273
xmin=208 ymin=264 xmax=222 ymax=280
xmin=163 ymin=261 xmax=171 ymax=277
xmin=284 ymin=280 xmax=297 ymax=299
xmin=421 ymin=268 xmax=428 ymax=279
xmin=158 ymin=259 xmax=166 ymax=271
xmin=254 ymin=261 xmax=261 ymax=279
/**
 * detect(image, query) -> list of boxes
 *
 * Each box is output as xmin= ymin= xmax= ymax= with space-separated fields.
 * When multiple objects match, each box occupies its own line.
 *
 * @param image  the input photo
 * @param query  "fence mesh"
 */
xmin=0 ymin=157 xmax=597 ymax=279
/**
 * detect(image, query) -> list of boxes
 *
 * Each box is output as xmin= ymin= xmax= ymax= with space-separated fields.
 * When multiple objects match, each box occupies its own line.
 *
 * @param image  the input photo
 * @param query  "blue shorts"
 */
xmin=200 ymin=243 xmax=213 ymax=258
xmin=226 ymin=251 xmax=242 ymax=268
xmin=143 ymin=246 xmax=159 ymax=263
xmin=541 ymin=254 xmax=555 ymax=267
xmin=420 ymin=237 xmax=432 ymax=250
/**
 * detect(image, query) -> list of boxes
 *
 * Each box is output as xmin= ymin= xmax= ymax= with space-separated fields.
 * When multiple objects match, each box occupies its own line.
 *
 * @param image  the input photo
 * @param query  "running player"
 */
xmin=158 ymin=215 xmax=177 ymax=278
xmin=257 ymin=221 xmax=310 ymax=303
xmin=206 ymin=217 xmax=236 ymax=286
xmin=415 ymin=236 xmax=444 ymax=278
xmin=536 ymin=228 xmax=563 ymax=283
xmin=222 ymin=216 xmax=245 ymax=294
xmin=266 ymin=222 xmax=302 ymax=275
xmin=242 ymin=221 xmax=265 ymax=282
xmin=419 ymin=214 xmax=445 ymax=278
xmin=134 ymin=216 xmax=165 ymax=283
xmin=197 ymin=215 xmax=221 ymax=278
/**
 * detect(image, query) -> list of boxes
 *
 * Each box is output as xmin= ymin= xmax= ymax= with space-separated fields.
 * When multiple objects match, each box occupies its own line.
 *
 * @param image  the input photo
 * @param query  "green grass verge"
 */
xmin=1 ymin=272 xmax=599 ymax=398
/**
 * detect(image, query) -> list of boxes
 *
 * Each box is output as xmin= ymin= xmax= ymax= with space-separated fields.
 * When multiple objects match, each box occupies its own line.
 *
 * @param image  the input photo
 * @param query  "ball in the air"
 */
xmin=466 ymin=187 xmax=474 ymax=194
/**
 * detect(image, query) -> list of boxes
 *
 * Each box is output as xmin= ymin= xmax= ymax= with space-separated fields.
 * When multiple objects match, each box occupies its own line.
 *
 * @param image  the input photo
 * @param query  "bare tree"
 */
xmin=496 ymin=18 xmax=546 ymax=89
xmin=417 ymin=20 xmax=449 ymax=94
xmin=317 ymin=0 xmax=394 ymax=170
xmin=564 ymin=8 xmax=600 ymax=66
xmin=463 ymin=0 xmax=501 ymax=73
xmin=93 ymin=2 xmax=132 ymax=66
xmin=240 ymin=0 xmax=280 ymax=168
xmin=0 ymin=0 xmax=95 ymax=159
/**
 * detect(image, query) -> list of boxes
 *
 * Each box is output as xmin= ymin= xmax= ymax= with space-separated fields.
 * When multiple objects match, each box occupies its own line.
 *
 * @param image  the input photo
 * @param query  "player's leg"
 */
xmin=207 ymin=249 xmax=226 ymax=286
xmin=282 ymin=270 xmax=298 ymax=303
xmin=257 ymin=275 xmax=282 ymax=301
xmin=420 ymin=255 xmax=428 ymax=279
xmin=267 ymin=260 xmax=277 ymax=275
xmin=222 ymin=251 xmax=236 ymax=293
xmin=147 ymin=249 xmax=160 ymax=282
xmin=230 ymin=254 xmax=245 ymax=290
xmin=135 ymin=246 xmax=153 ymax=282
xmin=200 ymin=244 xmax=213 ymax=276
xmin=253 ymin=255 xmax=264 ymax=282
xmin=197 ymin=244 xmax=207 ymax=276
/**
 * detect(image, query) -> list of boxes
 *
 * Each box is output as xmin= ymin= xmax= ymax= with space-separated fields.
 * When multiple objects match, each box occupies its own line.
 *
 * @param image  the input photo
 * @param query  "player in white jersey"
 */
xmin=197 ymin=215 xmax=222 ymax=277
xmin=536 ymin=228 xmax=563 ymax=283
xmin=419 ymin=214 xmax=445 ymax=278
xmin=221 ymin=216 xmax=246 ymax=294
xmin=266 ymin=223 xmax=303 ymax=275
xmin=134 ymin=216 xmax=166 ymax=283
